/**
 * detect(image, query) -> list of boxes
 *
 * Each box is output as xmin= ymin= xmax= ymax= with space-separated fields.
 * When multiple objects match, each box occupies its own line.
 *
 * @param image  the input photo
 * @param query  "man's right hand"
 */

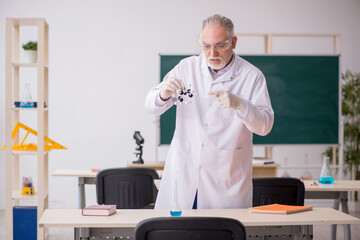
xmin=160 ymin=77 xmax=185 ymax=100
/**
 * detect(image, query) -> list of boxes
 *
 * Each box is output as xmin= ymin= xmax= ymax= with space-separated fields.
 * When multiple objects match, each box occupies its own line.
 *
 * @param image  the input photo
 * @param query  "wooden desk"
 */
xmin=52 ymin=162 xmax=280 ymax=209
xmin=304 ymin=180 xmax=360 ymax=240
xmin=50 ymin=172 xmax=357 ymax=239
xmin=52 ymin=162 xmax=278 ymax=209
xmin=52 ymin=170 xmax=97 ymax=209
xmin=126 ymin=161 xmax=165 ymax=170
xmin=252 ymin=163 xmax=280 ymax=178
xmin=127 ymin=161 xmax=280 ymax=178
xmin=39 ymin=208 xmax=360 ymax=240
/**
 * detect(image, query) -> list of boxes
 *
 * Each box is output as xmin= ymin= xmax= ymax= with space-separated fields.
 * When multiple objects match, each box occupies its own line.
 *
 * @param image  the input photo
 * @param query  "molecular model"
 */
xmin=310 ymin=181 xmax=318 ymax=187
xmin=174 ymin=84 xmax=197 ymax=105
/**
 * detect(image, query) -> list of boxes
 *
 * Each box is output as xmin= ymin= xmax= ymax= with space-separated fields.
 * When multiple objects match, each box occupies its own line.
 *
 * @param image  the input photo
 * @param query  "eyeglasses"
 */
xmin=200 ymin=39 xmax=232 ymax=52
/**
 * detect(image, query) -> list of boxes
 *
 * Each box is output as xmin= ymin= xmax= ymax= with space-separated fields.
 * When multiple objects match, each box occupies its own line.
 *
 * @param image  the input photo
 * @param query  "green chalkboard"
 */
xmin=160 ymin=55 xmax=339 ymax=145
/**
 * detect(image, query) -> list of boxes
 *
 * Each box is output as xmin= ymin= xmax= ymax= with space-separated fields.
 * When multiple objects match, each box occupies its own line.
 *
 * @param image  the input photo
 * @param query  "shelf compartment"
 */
xmin=9 ymin=18 xmax=48 ymax=27
xmin=12 ymin=107 xmax=49 ymax=111
xmin=12 ymin=62 xmax=49 ymax=68
xmin=12 ymin=151 xmax=49 ymax=156
xmin=12 ymin=190 xmax=49 ymax=201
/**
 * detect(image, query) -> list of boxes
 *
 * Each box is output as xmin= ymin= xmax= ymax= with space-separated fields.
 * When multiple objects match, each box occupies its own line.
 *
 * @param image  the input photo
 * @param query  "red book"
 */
xmin=82 ymin=204 xmax=116 ymax=216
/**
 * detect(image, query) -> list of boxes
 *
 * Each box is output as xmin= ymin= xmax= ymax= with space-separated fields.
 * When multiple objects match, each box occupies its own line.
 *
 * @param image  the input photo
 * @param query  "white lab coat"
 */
xmin=145 ymin=53 xmax=274 ymax=209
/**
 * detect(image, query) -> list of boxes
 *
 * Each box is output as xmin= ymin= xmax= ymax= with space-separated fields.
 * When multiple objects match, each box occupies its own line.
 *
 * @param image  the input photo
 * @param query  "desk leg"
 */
xmin=78 ymin=177 xmax=86 ymax=209
xmin=74 ymin=228 xmax=90 ymax=240
xmin=74 ymin=228 xmax=80 ymax=240
xmin=302 ymin=225 xmax=313 ymax=240
xmin=331 ymin=197 xmax=341 ymax=240
xmin=340 ymin=192 xmax=351 ymax=240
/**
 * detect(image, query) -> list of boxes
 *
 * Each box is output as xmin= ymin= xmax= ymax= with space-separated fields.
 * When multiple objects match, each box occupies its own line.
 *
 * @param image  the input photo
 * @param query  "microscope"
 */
xmin=133 ymin=131 xmax=144 ymax=164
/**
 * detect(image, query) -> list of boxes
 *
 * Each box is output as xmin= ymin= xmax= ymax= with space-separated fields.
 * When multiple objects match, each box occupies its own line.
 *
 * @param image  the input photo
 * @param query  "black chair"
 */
xmin=135 ymin=217 xmax=246 ymax=240
xmin=252 ymin=177 xmax=305 ymax=207
xmin=96 ymin=167 xmax=159 ymax=209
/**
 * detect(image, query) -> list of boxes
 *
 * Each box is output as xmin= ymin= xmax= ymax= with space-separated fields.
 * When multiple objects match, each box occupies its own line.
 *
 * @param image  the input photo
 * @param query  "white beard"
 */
xmin=207 ymin=57 xmax=227 ymax=70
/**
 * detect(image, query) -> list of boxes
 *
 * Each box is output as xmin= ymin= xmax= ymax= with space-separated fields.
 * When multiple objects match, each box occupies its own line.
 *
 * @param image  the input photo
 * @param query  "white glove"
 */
xmin=160 ymin=77 xmax=186 ymax=100
xmin=208 ymin=90 xmax=243 ymax=109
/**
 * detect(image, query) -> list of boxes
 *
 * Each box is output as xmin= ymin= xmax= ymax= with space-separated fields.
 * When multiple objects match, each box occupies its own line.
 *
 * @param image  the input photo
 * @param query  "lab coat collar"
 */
xmin=200 ymin=53 xmax=239 ymax=83
xmin=200 ymin=53 xmax=213 ymax=80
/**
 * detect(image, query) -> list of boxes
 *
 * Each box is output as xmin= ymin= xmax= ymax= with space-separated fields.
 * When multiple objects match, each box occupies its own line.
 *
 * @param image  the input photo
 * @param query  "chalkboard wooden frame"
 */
xmin=159 ymin=54 xmax=340 ymax=145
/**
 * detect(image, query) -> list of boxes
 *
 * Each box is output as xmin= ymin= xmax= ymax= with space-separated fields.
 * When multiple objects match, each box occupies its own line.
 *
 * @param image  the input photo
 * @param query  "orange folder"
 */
xmin=249 ymin=204 xmax=312 ymax=214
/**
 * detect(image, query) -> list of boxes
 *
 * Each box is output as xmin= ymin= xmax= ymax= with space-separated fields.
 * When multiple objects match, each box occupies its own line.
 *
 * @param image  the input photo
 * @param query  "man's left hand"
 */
xmin=208 ymin=90 xmax=243 ymax=109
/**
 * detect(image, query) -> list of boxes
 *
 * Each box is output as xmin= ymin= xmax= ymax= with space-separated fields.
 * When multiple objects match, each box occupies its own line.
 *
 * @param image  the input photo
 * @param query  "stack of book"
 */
xmin=252 ymin=159 xmax=274 ymax=165
xmin=249 ymin=204 xmax=312 ymax=214
xmin=82 ymin=204 xmax=117 ymax=216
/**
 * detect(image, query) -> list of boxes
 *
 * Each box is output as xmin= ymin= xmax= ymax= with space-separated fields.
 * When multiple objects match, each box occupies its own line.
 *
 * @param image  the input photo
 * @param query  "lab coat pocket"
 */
xmin=218 ymin=148 xmax=245 ymax=183
xmin=167 ymin=136 xmax=190 ymax=171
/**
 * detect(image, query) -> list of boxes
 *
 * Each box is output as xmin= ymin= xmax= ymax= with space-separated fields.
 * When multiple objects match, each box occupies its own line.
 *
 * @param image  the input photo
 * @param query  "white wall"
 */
xmin=1 ymin=0 xmax=360 ymax=209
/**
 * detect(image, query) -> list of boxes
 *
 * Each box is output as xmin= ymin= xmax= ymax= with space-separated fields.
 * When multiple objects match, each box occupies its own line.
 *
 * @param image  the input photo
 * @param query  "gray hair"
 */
xmin=202 ymin=14 xmax=234 ymax=37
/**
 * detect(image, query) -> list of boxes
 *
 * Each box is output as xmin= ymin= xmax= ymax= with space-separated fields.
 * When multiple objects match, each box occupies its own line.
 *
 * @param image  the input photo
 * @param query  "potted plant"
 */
xmin=22 ymin=41 xmax=37 ymax=63
xmin=324 ymin=70 xmax=360 ymax=200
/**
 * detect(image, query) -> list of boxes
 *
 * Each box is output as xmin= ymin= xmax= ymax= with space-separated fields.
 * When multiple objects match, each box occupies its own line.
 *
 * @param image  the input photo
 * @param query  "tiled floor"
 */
xmin=1 ymin=205 xmax=360 ymax=240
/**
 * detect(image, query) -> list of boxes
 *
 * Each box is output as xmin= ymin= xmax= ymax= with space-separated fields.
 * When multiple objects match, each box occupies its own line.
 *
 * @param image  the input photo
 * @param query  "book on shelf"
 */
xmin=249 ymin=204 xmax=312 ymax=214
xmin=252 ymin=159 xmax=275 ymax=165
xmin=82 ymin=204 xmax=117 ymax=216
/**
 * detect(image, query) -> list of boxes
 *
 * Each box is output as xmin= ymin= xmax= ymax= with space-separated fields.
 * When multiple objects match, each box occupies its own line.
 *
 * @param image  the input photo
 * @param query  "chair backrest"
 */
xmin=252 ymin=177 xmax=305 ymax=207
xmin=96 ymin=167 xmax=159 ymax=209
xmin=135 ymin=217 xmax=246 ymax=240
